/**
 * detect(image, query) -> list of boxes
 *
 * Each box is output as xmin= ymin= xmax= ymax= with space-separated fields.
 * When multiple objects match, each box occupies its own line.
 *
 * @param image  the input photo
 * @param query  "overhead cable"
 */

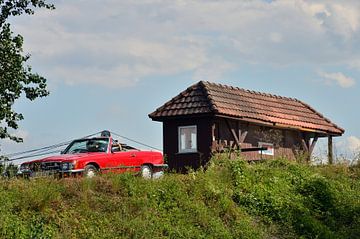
xmin=110 ymin=131 xmax=162 ymax=151
xmin=7 ymin=150 xmax=63 ymax=161
xmin=1 ymin=131 xmax=103 ymax=162
xmin=1 ymin=130 xmax=161 ymax=163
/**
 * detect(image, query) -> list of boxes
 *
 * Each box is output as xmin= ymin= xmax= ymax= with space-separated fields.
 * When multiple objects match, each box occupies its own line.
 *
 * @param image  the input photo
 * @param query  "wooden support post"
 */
xmin=225 ymin=119 xmax=248 ymax=150
xmin=328 ymin=135 xmax=333 ymax=164
xmin=301 ymin=138 xmax=309 ymax=152
xmin=211 ymin=140 xmax=218 ymax=152
xmin=211 ymin=124 xmax=216 ymax=141
xmin=306 ymin=139 xmax=311 ymax=153
xmin=219 ymin=140 xmax=224 ymax=152
xmin=300 ymin=132 xmax=315 ymax=162
xmin=230 ymin=129 xmax=240 ymax=144
xmin=309 ymin=135 xmax=318 ymax=155
xmin=225 ymin=119 xmax=240 ymax=145
xmin=239 ymin=131 xmax=248 ymax=144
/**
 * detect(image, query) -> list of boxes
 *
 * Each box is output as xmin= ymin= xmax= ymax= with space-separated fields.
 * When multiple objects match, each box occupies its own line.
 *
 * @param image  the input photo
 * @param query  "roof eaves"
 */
xmin=215 ymin=113 xmax=342 ymax=136
xmin=297 ymin=100 xmax=345 ymax=134
xmin=148 ymin=83 xmax=198 ymax=119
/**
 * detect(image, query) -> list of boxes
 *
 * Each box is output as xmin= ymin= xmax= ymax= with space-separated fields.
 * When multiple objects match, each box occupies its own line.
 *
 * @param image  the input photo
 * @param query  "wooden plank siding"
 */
xmin=212 ymin=117 xmax=303 ymax=161
xmin=162 ymin=115 xmax=313 ymax=171
xmin=163 ymin=117 xmax=213 ymax=171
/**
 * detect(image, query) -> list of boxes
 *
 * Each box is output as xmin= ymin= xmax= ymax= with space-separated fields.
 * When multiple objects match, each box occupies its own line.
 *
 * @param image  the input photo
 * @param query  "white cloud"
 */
xmin=2 ymin=129 xmax=29 ymax=143
xmin=333 ymin=136 xmax=360 ymax=164
xmin=318 ymin=71 xmax=356 ymax=88
xmin=300 ymin=1 xmax=360 ymax=39
xmin=347 ymin=136 xmax=360 ymax=152
xmin=335 ymin=136 xmax=360 ymax=153
xmin=0 ymin=129 xmax=29 ymax=155
xmin=313 ymin=136 xmax=360 ymax=164
xmin=269 ymin=32 xmax=283 ymax=43
xmin=330 ymin=3 xmax=360 ymax=38
xmin=9 ymin=0 xmax=360 ymax=88
xmin=193 ymin=57 xmax=234 ymax=82
xmin=349 ymin=59 xmax=360 ymax=70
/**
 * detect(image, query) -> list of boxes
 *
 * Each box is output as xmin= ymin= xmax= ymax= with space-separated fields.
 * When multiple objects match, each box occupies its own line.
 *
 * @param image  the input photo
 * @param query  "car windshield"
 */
xmin=63 ymin=138 xmax=109 ymax=154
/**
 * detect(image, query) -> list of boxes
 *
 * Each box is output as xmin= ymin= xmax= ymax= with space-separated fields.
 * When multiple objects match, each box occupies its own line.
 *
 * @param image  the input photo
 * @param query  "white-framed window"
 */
xmin=178 ymin=125 xmax=197 ymax=153
xmin=258 ymin=142 xmax=274 ymax=156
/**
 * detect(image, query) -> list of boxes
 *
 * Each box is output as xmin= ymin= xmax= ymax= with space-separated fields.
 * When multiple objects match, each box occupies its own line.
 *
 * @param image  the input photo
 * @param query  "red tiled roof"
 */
xmin=149 ymin=81 xmax=344 ymax=135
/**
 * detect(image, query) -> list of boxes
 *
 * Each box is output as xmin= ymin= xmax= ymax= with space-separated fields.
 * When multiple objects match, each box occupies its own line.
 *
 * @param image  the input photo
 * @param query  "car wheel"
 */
xmin=140 ymin=165 xmax=152 ymax=179
xmin=84 ymin=165 xmax=98 ymax=178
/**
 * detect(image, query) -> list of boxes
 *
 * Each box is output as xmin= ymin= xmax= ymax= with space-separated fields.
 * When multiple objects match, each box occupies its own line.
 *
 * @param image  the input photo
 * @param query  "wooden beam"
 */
xmin=299 ymin=132 xmax=312 ymax=151
xmin=328 ymin=135 xmax=333 ymax=164
xmin=299 ymin=132 xmax=311 ymax=162
xmin=225 ymin=119 xmax=240 ymax=146
xmin=301 ymin=138 xmax=309 ymax=152
xmin=309 ymin=135 xmax=318 ymax=155
xmin=239 ymin=131 xmax=248 ymax=143
xmin=214 ymin=114 xmax=332 ymax=135
xmin=231 ymin=129 xmax=240 ymax=145
xmin=306 ymin=139 xmax=311 ymax=153
xmin=211 ymin=124 xmax=216 ymax=141
xmin=211 ymin=140 xmax=218 ymax=152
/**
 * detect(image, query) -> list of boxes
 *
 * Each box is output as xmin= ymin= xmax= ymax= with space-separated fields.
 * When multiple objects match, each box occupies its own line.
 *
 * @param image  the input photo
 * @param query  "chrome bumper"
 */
xmin=152 ymin=164 xmax=168 ymax=168
xmin=17 ymin=169 xmax=85 ymax=177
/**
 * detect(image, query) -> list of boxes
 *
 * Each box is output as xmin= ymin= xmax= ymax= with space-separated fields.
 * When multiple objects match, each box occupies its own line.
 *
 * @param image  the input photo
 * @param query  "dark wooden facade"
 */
xmin=150 ymin=81 xmax=344 ymax=171
xmin=163 ymin=116 xmax=212 ymax=170
xmin=160 ymin=115 xmax=319 ymax=170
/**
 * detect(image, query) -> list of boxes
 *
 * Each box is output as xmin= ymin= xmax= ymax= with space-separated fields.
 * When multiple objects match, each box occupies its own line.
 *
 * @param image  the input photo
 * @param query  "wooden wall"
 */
xmin=163 ymin=116 xmax=213 ymax=171
xmin=162 ymin=116 xmax=309 ymax=171
xmin=213 ymin=117 xmax=304 ymax=160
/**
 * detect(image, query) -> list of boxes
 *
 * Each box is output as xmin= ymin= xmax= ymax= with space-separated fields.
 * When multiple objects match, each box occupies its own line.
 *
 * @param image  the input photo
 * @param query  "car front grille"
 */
xmin=30 ymin=162 xmax=61 ymax=172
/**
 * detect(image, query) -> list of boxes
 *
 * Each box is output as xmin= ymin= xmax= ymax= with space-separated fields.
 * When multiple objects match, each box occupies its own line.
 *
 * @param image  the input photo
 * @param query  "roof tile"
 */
xmin=149 ymin=81 xmax=344 ymax=135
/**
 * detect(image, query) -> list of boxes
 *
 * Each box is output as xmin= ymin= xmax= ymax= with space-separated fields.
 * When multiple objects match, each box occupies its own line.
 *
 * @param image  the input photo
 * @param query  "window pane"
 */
xmin=179 ymin=126 xmax=197 ymax=153
xmin=258 ymin=142 xmax=274 ymax=156
xmin=180 ymin=134 xmax=186 ymax=151
xmin=191 ymin=131 xmax=196 ymax=149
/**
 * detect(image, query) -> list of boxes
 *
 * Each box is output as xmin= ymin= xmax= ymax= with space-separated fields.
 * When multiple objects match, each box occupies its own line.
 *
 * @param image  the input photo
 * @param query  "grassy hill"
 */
xmin=0 ymin=156 xmax=359 ymax=238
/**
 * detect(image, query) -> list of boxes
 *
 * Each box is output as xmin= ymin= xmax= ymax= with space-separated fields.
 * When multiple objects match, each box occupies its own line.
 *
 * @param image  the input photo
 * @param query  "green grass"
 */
xmin=0 ymin=156 xmax=359 ymax=238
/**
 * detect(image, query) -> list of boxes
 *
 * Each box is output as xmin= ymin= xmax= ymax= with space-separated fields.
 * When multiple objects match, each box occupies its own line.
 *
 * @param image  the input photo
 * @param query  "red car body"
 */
xmin=18 ymin=133 xmax=167 ymax=178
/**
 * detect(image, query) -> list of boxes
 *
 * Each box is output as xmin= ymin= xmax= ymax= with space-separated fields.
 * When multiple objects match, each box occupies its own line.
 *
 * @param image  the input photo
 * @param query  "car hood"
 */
xmin=23 ymin=153 xmax=107 ymax=164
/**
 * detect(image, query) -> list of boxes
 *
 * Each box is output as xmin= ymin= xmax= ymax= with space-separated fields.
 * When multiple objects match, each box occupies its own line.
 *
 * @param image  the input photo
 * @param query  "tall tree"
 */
xmin=0 ymin=0 xmax=54 ymax=145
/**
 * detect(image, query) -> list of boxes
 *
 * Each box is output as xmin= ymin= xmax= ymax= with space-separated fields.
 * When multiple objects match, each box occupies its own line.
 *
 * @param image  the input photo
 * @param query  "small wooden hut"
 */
xmin=149 ymin=81 xmax=344 ymax=171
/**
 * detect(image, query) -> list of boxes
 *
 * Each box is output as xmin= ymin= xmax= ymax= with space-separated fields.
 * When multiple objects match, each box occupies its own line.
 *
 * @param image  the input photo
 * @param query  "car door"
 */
xmin=110 ymin=144 xmax=141 ymax=173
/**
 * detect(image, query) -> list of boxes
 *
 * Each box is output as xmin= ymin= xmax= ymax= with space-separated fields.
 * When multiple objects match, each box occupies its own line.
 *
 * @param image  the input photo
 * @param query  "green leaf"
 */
xmin=0 ymin=0 xmax=54 ymax=150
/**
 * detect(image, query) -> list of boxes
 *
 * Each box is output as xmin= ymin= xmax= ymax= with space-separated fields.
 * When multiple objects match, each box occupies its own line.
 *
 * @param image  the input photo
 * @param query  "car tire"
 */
xmin=84 ymin=165 xmax=98 ymax=178
xmin=140 ymin=165 xmax=152 ymax=179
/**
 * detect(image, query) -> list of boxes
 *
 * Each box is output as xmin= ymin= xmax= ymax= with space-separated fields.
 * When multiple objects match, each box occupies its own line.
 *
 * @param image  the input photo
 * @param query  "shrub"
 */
xmin=0 ymin=156 xmax=358 ymax=238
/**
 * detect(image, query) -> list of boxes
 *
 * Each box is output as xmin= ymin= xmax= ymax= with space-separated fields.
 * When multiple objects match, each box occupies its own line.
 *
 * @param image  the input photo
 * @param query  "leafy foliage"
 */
xmin=0 ymin=162 xmax=17 ymax=178
xmin=230 ymin=158 xmax=360 ymax=238
xmin=0 ymin=0 xmax=54 ymax=143
xmin=0 ymin=156 xmax=359 ymax=238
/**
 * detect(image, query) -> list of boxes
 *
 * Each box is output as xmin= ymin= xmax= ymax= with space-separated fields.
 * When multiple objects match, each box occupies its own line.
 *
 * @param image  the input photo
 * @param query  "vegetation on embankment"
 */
xmin=0 ymin=157 xmax=359 ymax=239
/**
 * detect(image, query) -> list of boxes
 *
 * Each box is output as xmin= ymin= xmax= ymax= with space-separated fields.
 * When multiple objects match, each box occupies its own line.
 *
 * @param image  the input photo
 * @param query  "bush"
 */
xmin=0 ymin=163 xmax=18 ymax=178
xmin=230 ymin=158 xmax=360 ymax=238
xmin=0 ymin=156 xmax=359 ymax=238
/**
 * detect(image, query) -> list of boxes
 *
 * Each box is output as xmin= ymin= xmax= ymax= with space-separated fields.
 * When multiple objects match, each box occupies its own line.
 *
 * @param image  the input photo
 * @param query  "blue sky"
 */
xmin=1 ymin=0 xmax=360 ymax=162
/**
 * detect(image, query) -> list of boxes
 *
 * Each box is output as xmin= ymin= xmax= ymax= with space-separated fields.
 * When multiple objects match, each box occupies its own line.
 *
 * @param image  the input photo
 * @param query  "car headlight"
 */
xmin=61 ymin=162 xmax=75 ymax=171
xmin=61 ymin=163 xmax=69 ymax=170
xmin=20 ymin=164 xmax=30 ymax=171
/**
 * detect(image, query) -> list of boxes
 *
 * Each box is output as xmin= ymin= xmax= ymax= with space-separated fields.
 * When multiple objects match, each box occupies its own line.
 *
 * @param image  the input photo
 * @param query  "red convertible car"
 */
xmin=17 ymin=131 xmax=167 ymax=178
